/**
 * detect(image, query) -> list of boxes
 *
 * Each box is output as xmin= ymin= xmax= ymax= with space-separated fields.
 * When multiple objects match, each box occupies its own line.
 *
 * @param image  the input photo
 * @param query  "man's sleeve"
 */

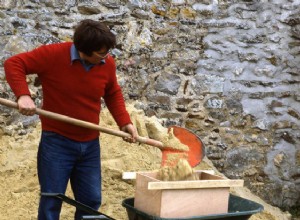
xmin=4 ymin=45 xmax=49 ymax=98
xmin=103 ymin=57 xmax=132 ymax=128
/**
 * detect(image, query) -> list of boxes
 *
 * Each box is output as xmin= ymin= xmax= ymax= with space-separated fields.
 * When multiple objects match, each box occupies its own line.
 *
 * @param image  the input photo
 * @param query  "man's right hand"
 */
xmin=17 ymin=95 xmax=36 ymax=116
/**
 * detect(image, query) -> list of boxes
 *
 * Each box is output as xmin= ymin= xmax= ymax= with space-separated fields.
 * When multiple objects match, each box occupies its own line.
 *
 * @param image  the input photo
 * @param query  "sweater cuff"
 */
xmin=117 ymin=116 xmax=132 ymax=129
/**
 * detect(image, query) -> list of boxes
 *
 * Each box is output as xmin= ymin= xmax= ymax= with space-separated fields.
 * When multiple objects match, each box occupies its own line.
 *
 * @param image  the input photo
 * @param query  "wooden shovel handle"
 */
xmin=0 ymin=98 xmax=164 ymax=149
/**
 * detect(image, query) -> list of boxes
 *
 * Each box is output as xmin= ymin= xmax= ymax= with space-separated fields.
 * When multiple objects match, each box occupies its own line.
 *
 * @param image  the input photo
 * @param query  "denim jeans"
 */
xmin=37 ymin=131 xmax=101 ymax=220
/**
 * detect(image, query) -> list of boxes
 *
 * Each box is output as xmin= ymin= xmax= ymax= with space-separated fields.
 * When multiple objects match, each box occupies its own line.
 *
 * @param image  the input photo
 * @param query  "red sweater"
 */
xmin=4 ymin=42 xmax=131 ymax=141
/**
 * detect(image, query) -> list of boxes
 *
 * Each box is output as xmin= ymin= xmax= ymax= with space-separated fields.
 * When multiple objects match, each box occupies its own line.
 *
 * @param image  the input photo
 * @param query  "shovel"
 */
xmin=0 ymin=98 xmax=204 ymax=167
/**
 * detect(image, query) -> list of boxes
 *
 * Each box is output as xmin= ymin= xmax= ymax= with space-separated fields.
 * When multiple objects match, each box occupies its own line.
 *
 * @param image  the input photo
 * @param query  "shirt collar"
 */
xmin=71 ymin=44 xmax=81 ymax=62
xmin=70 ymin=44 xmax=106 ymax=70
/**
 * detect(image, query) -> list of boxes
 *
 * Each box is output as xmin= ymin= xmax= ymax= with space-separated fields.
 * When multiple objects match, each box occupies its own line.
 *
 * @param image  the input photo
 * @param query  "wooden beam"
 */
xmin=148 ymin=179 xmax=244 ymax=190
xmin=122 ymin=172 xmax=137 ymax=180
xmin=122 ymin=170 xmax=216 ymax=180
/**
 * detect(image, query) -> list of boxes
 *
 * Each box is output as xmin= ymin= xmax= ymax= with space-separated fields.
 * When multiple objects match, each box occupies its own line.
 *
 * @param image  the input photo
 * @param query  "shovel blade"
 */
xmin=161 ymin=126 xmax=204 ymax=168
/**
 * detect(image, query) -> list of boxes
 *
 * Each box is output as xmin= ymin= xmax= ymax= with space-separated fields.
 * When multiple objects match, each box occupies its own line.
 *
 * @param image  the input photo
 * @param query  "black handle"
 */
xmin=41 ymin=192 xmax=115 ymax=220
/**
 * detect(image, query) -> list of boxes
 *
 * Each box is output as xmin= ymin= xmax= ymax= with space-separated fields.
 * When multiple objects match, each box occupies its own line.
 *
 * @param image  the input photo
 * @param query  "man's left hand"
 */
xmin=121 ymin=123 xmax=138 ymax=143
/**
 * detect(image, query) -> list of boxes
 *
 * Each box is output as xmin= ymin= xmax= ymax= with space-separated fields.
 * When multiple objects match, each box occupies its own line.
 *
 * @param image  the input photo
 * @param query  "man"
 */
xmin=4 ymin=19 xmax=138 ymax=220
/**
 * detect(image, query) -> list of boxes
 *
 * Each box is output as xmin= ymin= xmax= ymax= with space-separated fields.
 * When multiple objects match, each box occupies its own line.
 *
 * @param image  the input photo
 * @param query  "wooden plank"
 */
xmin=122 ymin=172 xmax=136 ymax=180
xmin=122 ymin=170 xmax=215 ymax=180
xmin=148 ymin=179 xmax=244 ymax=190
xmin=160 ymin=188 xmax=229 ymax=218
xmin=134 ymin=172 xmax=162 ymax=217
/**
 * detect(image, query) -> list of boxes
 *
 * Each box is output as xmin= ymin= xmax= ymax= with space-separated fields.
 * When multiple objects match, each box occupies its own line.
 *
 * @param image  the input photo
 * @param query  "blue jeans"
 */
xmin=37 ymin=131 xmax=101 ymax=220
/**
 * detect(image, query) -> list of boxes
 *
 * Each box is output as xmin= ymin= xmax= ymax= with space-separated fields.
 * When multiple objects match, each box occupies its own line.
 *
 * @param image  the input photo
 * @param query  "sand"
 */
xmin=157 ymin=158 xmax=199 ymax=181
xmin=0 ymin=103 xmax=292 ymax=220
xmin=144 ymin=117 xmax=189 ymax=151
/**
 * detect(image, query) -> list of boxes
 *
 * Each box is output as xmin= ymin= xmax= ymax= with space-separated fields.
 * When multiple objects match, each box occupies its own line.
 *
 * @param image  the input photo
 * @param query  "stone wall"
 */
xmin=0 ymin=0 xmax=299 ymax=211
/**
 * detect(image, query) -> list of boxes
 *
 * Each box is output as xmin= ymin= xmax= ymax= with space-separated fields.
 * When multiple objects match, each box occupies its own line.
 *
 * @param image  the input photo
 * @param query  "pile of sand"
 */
xmin=0 ymin=103 xmax=291 ymax=219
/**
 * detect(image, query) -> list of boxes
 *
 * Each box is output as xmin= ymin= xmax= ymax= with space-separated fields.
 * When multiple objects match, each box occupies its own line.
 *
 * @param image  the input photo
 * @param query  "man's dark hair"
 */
xmin=73 ymin=19 xmax=116 ymax=56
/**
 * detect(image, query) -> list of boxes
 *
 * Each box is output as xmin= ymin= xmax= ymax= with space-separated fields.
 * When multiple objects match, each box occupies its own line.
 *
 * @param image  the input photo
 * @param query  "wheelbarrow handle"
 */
xmin=41 ymin=193 xmax=115 ymax=219
xmin=0 ymin=98 xmax=164 ymax=149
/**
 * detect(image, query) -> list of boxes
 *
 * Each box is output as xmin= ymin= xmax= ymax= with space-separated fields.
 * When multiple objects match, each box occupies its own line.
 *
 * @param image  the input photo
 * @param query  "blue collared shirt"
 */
xmin=70 ymin=44 xmax=105 ymax=71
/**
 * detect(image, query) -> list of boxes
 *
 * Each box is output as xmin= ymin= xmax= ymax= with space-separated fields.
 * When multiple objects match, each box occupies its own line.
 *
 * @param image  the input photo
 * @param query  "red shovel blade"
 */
xmin=161 ymin=126 xmax=205 ymax=168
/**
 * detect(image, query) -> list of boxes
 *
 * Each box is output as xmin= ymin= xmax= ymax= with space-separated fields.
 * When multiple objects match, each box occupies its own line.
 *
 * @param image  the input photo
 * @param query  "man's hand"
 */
xmin=121 ymin=123 xmax=138 ymax=143
xmin=17 ymin=95 xmax=36 ymax=116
